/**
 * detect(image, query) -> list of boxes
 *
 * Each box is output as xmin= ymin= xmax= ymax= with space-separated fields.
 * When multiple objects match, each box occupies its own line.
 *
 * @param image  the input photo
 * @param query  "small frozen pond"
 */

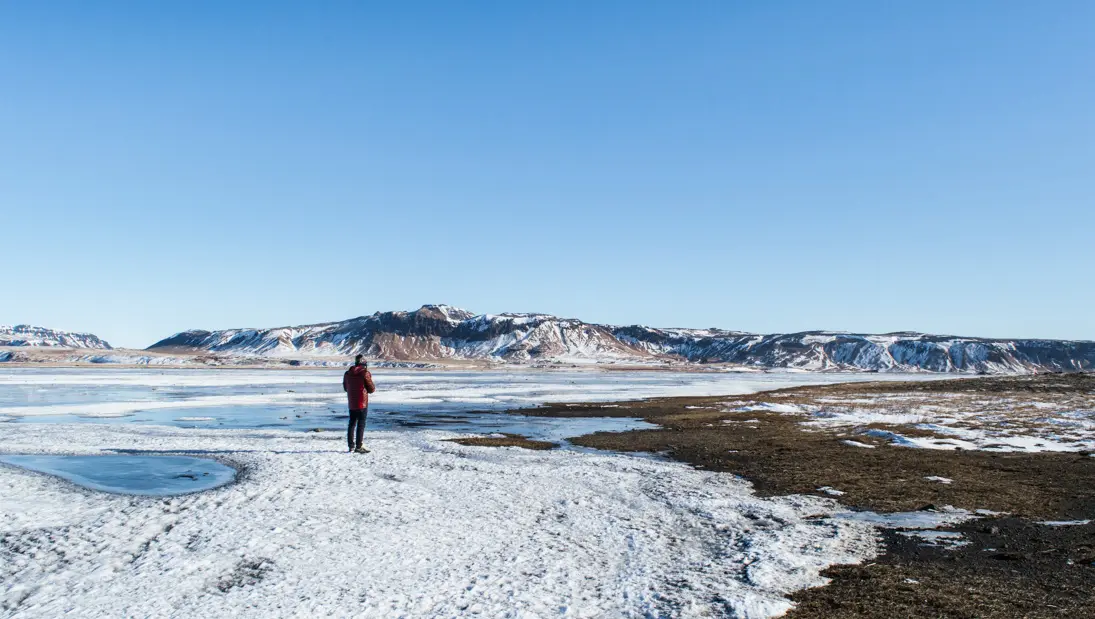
xmin=0 ymin=454 xmax=237 ymax=496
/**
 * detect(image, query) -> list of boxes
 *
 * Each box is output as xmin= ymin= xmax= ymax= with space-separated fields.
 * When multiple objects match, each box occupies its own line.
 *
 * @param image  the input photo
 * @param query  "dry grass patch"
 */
xmin=446 ymin=433 xmax=559 ymax=450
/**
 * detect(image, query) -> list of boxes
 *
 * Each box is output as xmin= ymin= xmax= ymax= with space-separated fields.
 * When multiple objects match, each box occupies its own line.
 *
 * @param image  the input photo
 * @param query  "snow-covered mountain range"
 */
xmin=0 ymin=325 xmax=112 ymax=349
xmin=148 ymin=305 xmax=1095 ymax=374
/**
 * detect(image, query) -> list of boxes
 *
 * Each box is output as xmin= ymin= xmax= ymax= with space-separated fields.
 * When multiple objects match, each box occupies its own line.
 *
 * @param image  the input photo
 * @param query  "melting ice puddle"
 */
xmin=0 ymin=454 xmax=236 ymax=496
xmin=831 ymin=507 xmax=974 ymax=529
xmin=830 ymin=506 xmax=977 ymax=551
xmin=898 ymin=530 xmax=970 ymax=549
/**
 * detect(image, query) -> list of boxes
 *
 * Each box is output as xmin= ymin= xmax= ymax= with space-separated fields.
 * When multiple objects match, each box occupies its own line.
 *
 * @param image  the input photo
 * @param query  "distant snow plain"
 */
xmin=0 ymin=368 xmax=935 ymax=617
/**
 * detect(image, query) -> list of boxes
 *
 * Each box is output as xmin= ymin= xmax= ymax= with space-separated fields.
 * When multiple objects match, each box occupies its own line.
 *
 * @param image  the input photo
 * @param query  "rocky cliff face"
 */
xmin=147 ymin=305 xmax=1095 ymax=374
xmin=0 ymin=325 xmax=113 ymax=349
xmin=149 ymin=306 xmax=650 ymax=362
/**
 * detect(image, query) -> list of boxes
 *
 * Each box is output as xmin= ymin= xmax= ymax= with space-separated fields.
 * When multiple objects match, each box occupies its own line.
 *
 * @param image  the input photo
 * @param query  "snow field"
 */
xmin=0 ymin=423 xmax=879 ymax=618
xmin=726 ymin=394 xmax=1095 ymax=453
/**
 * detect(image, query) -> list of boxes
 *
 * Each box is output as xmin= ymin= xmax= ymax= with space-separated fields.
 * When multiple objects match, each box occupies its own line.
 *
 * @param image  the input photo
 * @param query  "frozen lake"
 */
xmin=0 ymin=368 xmax=937 ymax=617
xmin=0 ymin=367 xmax=915 ymax=442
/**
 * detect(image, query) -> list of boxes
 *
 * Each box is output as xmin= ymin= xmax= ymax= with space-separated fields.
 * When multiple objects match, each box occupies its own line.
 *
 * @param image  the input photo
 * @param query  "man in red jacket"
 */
xmin=342 ymin=355 xmax=376 ymax=453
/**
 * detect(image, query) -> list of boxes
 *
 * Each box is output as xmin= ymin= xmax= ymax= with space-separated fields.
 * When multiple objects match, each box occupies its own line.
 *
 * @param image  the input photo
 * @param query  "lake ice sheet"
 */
xmin=0 ymin=368 xmax=909 ymax=441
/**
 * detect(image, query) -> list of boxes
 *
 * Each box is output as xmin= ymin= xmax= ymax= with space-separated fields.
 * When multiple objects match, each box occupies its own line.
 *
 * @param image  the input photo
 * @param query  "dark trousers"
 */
xmin=348 ymin=408 xmax=368 ymax=449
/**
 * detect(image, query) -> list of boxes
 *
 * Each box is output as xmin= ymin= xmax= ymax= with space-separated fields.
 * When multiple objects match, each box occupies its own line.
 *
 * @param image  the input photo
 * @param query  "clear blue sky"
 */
xmin=2 ymin=1 xmax=1093 ymax=348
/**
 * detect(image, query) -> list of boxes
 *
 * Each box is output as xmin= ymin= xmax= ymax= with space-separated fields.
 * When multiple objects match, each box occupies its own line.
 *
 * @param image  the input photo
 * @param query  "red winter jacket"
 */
xmin=342 ymin=365 xmax=376 ymax=410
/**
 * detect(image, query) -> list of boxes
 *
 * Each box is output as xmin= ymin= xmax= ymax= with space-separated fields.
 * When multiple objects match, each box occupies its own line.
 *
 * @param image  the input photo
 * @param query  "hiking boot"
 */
xmin=354 ymin=446 xmax=369 ymax=454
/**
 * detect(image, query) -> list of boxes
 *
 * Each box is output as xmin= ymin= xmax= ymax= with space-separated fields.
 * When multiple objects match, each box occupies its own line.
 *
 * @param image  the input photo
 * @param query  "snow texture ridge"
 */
xmin=0 ymin=424 xmax=879 ymax=618
xmin=147 ymin=305 xmax=1095 ymax=374
xmin=0 ymin=325 xmax=112 ymax=349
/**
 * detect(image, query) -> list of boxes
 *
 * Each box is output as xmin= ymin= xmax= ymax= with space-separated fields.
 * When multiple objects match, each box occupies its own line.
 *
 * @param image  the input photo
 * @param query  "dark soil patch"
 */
xmin=790 ymin=518 xmax=1095 ymax=619
xmin=446 ymin=433 xmax=558 ymax=451
xmin=844 ymin=372 xmax=1095 ymax=396
xmin=570 ymin=409 xmax=1094 ymax=518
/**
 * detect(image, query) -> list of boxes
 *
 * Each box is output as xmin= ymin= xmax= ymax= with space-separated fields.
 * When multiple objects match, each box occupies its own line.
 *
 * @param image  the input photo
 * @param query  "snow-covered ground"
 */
xmin=723 ymin=390 xmax=1095 ymax=453
xmin=1 ymin=424 xmax=880 ymax=618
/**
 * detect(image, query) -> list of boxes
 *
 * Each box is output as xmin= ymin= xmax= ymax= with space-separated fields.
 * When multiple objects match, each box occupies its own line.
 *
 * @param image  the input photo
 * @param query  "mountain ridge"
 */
xmin=0 ymin=325 xmax=113 ymax=350
xmin=147 ymin=305 xmax=1095 ymax=374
